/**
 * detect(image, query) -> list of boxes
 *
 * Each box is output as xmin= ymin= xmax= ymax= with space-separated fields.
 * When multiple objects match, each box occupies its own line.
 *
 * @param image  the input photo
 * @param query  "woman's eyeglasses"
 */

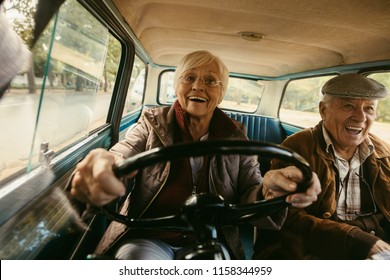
xmin=179 ymin=75 xmax=222 ymax=87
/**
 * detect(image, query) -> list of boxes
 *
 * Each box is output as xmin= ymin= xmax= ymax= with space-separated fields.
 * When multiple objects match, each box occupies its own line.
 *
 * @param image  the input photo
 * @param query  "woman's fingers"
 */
xmin=286 ymin=172 xmax=321 ymax=207
xmin=70 ymin=149 xmax=126 ymax=206
xmin=263 ymin=166 xmax=302 ymax=195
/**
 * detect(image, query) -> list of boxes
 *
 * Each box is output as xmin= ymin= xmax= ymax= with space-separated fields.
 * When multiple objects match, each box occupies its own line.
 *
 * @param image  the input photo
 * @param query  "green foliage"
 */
xmin=369 ymin=73 xmax=390 ymax=122
xmin=6 ymin=0 xmax=122 ymax=86
xmin=283 ymin=74 xmax=390 ymax=124
xmin=283 ymin=76 xmax=333 ymax=113
xmin=4 ymin=0 xmax=37 ymax=47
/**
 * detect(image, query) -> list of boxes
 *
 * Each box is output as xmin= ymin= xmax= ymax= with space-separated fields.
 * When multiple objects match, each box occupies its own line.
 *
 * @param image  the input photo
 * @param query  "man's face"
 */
xmin=320 ymin=97 xmax=377 ymax=151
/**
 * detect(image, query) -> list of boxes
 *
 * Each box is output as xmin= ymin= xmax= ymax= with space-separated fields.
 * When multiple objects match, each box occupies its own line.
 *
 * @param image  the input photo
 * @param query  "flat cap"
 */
xmin=321 ymin=73 xmax=388 ymax=100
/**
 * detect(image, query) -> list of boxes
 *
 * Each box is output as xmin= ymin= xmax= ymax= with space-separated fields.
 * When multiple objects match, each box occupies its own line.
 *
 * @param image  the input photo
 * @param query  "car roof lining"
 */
xmin=111 ymin=0 xmax=390 ymax=78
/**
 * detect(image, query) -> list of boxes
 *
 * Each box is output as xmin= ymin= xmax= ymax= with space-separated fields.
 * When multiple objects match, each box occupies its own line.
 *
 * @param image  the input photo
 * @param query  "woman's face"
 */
xmin=176 ymin=61 xmax=223 ymax=120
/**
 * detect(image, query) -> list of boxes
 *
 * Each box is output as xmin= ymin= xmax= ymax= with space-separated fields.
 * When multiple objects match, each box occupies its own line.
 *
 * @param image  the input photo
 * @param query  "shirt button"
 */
xmin=370 ymin=231 xmax=376 ymax=235
xmin=322 ymin=212 xmax=331 ymax=219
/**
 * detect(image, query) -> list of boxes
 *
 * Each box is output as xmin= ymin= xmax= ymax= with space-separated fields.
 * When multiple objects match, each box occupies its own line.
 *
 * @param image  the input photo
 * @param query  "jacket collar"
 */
xmin=141 ymin=102 xmax=240 ymax=146
xmin=142 ymin=105 xmax=175 ymax=147
xmin=173 ymin=100 xmax=239 ymax=141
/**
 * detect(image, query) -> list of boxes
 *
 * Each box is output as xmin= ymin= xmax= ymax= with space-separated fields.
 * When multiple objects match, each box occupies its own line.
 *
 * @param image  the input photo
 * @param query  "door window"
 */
xmin=0 ymin=0 xmax=121 ymax=182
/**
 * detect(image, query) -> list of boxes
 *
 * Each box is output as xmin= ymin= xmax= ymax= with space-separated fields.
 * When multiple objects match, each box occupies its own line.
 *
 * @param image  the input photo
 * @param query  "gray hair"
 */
xmin=173 ymin=50 xmax=229 ymax=97
xmin=321 ymin=93 xmax=333 ymax=106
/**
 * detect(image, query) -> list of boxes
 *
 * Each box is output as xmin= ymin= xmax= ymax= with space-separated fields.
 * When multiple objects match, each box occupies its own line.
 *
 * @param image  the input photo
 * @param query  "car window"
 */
xmin=122 ymin=56 xmax=146 ymax=116
xmin=279 ymin=75 xmax=335 ymax=128
xmin=280 ymin=74 xmax=390 ymax=143
xmin=367 ymin=72 xmax=390 ymax=143
xmin=158 ymin=70 xmax=263 ymax=113
xmin=0 ymin=0 xmax=121 ymax=182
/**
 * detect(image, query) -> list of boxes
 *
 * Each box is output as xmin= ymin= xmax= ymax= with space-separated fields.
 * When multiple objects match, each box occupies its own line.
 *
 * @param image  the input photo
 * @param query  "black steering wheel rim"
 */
xmin=102 ymin=140 xmax=312 ymax=228
xmin=113 ymin=140 xmax=311 ymax=179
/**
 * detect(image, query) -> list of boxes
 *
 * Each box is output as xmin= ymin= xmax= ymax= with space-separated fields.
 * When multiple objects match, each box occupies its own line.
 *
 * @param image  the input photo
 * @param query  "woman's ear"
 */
xmin=218 ymin=91 xmax=224 ymax=104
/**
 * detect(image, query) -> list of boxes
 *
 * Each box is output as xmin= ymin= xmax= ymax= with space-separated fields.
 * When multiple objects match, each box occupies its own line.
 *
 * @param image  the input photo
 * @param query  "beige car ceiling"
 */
xmin=112 ymin=0 xmax=390 ymax=77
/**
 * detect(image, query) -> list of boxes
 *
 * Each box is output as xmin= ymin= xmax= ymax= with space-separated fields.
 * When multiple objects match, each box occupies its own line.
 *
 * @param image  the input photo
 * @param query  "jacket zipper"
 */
xmin=138 ymin=162 xmax=170 ymax=218
xmin=138 ymin=123 xmax=171 ymax=218
xmin=209 ymin=157 xmax=218 ymax=194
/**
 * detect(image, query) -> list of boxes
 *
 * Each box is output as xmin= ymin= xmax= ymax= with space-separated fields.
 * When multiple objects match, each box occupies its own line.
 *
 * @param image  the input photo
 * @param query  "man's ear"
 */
xmin=319 ymin=101 xmax=326 ymax=119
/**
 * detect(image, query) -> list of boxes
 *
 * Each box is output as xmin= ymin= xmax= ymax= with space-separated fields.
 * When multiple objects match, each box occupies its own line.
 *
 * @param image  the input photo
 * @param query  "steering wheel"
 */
xmin=101 ymin=140 xmax=312 ymax=231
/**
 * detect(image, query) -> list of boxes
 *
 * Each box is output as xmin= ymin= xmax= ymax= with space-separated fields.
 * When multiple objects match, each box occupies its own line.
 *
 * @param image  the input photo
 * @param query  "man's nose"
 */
xmin=352 ymin=107 xmax=367 ymax=121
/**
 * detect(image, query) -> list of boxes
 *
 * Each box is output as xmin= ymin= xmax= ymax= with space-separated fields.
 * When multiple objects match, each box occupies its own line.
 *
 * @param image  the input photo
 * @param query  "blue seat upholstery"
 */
xmin=225 ymin=112 xmax=286 ymax=144
xmin=224 ymin=112 xmax=287 ymax=259
xmin=225 ymin=111 xmax=286 ymax=259
xmin=224 ymin=111 xmax=287 ymax=175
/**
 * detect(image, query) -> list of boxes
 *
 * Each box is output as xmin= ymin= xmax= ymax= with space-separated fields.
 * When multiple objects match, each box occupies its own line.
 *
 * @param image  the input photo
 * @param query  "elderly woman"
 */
xmin=70 ymin=50 xmax=320 ymax=259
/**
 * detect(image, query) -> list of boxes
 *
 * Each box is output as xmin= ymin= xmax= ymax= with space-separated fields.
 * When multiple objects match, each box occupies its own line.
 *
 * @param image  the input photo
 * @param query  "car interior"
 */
xmin=0 ymin=0 xmax=390 ymax=260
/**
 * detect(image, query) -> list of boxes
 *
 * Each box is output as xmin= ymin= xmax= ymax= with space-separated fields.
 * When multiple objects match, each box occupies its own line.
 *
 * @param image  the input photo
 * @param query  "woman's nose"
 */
xmin=191 ymin=78 xmax=205 ymax=91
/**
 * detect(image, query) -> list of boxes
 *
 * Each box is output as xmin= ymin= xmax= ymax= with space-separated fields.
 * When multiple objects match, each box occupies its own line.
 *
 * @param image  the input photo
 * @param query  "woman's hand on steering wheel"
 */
xmin=70 ymin=148 xmax=128 ymax=206
xmin=262 ymin=166 xmax=321 ymax=208
xmin=71 ymin=140 xmax=320 ymax=211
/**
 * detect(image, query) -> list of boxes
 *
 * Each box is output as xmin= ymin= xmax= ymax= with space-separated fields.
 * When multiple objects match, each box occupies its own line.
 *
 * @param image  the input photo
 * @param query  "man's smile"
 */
xmin=345 ymin=125 xmax=363 ymax=135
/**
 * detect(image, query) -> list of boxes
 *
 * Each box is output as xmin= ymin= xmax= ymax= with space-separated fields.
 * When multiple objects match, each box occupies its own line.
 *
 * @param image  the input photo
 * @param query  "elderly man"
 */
xmin=254 ymin=73 xmax=390 ymax=260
